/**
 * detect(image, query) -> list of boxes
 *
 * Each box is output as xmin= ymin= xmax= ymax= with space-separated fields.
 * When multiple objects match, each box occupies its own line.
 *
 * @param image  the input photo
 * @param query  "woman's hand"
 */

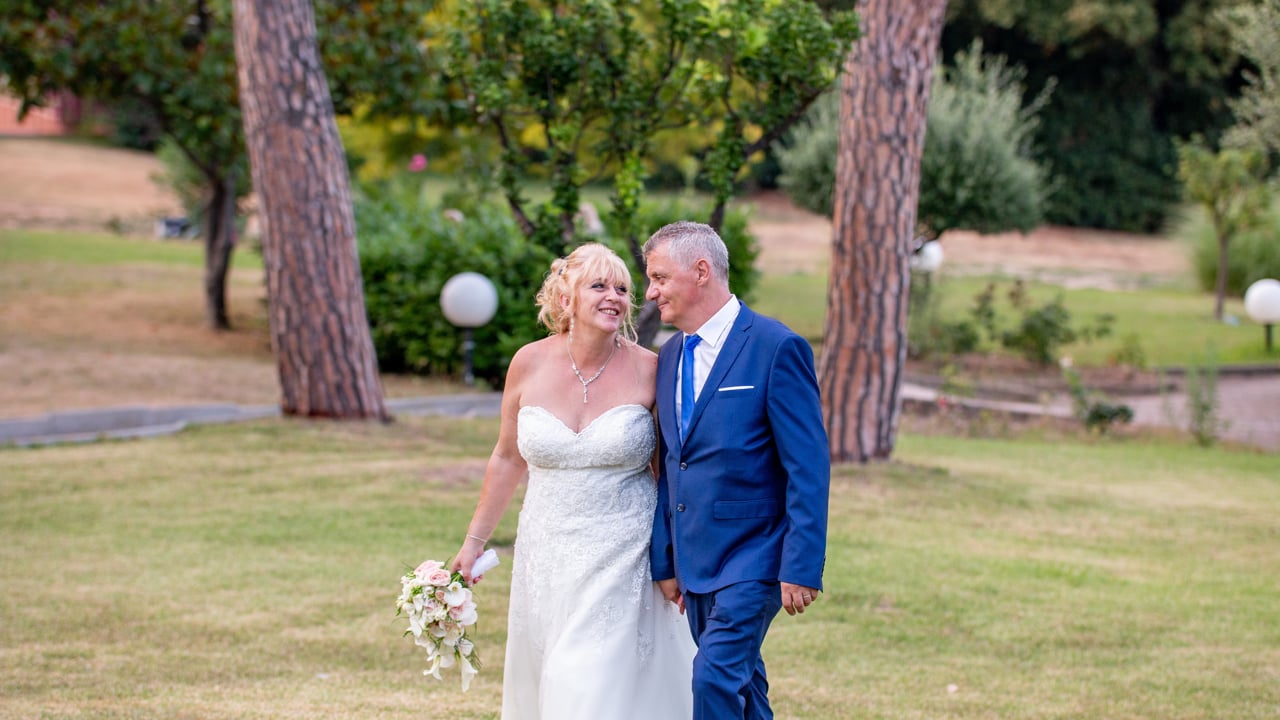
xmin=451 ymin=535 xmax=488 ymax=584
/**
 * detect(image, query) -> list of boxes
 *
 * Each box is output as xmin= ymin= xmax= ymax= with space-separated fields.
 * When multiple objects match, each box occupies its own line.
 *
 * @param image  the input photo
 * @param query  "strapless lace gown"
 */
xmin=503 ymin=404 xmax=695 ymax=719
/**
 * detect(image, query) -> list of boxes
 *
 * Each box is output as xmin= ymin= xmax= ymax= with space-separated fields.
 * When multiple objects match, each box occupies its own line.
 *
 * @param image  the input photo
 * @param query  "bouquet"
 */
xmin=396 ymin=558 xmax=483 ymax=690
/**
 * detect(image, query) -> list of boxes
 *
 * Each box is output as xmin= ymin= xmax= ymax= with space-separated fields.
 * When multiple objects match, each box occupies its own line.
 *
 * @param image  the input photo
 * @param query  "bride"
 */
xmin=453 ymin=243 xmax=695 ymax=719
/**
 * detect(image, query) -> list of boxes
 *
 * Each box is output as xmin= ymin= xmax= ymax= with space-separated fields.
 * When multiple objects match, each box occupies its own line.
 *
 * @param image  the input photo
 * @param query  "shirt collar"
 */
xmin=688 ymin=295 xmax=740 ymax=350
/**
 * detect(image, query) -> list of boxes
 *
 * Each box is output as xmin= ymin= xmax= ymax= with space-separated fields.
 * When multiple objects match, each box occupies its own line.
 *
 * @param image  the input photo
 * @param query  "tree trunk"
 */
xmin=233 ymin=0 xmax=387 ymax=420
xmin=820 ymin=0 xmax=948 ymax=463
xmin=202 ymin=173 xmax=237 ymax=331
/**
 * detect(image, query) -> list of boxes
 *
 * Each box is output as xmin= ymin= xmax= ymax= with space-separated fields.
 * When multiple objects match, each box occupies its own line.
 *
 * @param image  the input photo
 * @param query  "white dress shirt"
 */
xmin=676 ymin=295 xmax=741 ymax=417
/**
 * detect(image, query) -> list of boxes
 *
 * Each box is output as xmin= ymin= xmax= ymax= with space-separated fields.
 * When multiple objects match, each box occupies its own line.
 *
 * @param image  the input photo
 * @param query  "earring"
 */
xmin=569 ymin=315 xmax=575 ymax=343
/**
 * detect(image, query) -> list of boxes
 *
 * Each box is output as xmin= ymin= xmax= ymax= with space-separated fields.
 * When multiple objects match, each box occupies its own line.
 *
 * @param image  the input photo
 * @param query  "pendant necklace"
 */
xmin=568 ymin=336 xmax=619 ymax=404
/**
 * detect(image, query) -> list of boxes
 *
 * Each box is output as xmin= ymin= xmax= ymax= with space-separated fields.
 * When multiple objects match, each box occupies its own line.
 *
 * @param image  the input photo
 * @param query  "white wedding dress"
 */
xmin=503 ymin=404 xmax=695 ymax=719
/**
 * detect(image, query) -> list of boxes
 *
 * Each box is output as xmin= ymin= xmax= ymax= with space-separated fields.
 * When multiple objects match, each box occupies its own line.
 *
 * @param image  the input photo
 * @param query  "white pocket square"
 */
xmin=718 ymin=385 xmax=754 ymax=392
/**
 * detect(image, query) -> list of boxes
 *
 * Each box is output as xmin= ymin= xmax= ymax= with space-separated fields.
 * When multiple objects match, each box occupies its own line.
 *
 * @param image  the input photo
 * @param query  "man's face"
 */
xmin=644 ymin=242 xmax=701 ymax=332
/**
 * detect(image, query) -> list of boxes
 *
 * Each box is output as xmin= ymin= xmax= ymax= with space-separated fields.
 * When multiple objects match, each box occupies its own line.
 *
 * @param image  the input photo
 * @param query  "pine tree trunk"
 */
xmin=233 ymin=0 xmax=387 ymax=420
xmin=820 ymin=0 xmax=947 ymax=462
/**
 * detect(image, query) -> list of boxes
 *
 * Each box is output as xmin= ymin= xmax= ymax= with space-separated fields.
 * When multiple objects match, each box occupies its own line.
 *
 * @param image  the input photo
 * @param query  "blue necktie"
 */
xmin=680 ymin=334 xmax=702 ymax=442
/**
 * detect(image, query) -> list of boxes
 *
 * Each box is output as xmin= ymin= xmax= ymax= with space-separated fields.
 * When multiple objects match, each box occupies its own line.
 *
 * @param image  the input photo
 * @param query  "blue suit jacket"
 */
xmin=650 ymin=304 xmax=829 ymax=594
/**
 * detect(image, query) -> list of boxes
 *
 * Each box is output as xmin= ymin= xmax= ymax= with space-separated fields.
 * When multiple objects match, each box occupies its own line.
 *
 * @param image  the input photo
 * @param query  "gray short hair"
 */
xmin=643 ymin=221 xmax=730 ymax=285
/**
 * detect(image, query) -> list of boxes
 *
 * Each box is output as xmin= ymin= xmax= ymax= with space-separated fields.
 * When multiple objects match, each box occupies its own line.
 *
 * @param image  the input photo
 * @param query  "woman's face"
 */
xmin=568 ymin=274 xmax=630 ymax=335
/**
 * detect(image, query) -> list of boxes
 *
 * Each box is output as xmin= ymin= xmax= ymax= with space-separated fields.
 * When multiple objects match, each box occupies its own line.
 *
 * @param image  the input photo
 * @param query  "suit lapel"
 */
xmin=685 ymin=306 xmax=754 ymax=441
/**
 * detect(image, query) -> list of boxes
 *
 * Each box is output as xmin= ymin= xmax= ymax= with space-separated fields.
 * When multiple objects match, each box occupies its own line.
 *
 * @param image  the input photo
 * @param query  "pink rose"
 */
xmin=415 ymin=559 xmax=443 ymax=576
xmin=426 ymin=568 xmax=453 ymax=587
xmin=408 ymin=153 xmax=428 ymax=172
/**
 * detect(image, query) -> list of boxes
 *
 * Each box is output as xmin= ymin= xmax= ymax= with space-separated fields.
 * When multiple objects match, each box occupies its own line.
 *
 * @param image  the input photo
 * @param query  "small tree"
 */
xmin=778 ymin=40 xmax=1052 ymax=238
xmin=1176 ymin=138 xmax=1270 ymax=321
xmin=440 ymin=0 xmax=858 ymax=344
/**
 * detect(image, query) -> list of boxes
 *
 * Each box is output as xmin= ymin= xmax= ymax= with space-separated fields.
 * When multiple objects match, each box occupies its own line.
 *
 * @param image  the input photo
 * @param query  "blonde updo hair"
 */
xmin=536 ymin=243 xmax=637 ymax=344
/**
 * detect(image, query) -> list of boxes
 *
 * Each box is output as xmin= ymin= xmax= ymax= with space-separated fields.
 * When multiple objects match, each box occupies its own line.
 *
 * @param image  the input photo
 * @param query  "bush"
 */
xmin=998 ymin=291 xmax=1114 ymax=366
xmin=1064 ymin=367 xmax=1134 ymax=434
xmin=999 ymin=296 xmax=1078 ymax=366
xmin=355 ymin=179 xmax=555 ymax=388
xmin=1184 ymin=348 xmax=1226 ymax=448
xmin=1177 ymin=190 xmax=1280 ymax=297
xmin=776 ymin=93 xmax=840 ymax=217
xmin=1036 ymin=92 xmax=1182 ymax=233
xmin=777 ymin=41 xmax=1051 ymax=237
xmin=916 ymin=42 xmax=1051 ymax=236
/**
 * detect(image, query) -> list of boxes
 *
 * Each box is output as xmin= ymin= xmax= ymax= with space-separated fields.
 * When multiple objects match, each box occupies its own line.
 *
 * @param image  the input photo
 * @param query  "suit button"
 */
xmin=676 ymin=504 xmax=686 ymax=512
xmin=679 ymin=462 xmax=688 ymax=470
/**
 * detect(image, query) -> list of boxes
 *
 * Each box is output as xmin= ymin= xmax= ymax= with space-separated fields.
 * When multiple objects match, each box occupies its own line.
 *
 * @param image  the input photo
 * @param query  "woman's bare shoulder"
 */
xmin=506 ymin=335 xmax=557 ymax=381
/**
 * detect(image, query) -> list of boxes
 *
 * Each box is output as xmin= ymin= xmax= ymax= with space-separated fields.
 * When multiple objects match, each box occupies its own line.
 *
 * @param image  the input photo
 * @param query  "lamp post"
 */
xmin=440 ymin=272 xmax=498 ymax=386
xmin=1243 ymin=278 xmax=1280 ymax=353
xmin=909 ymin=240 xmax=945 ymax=305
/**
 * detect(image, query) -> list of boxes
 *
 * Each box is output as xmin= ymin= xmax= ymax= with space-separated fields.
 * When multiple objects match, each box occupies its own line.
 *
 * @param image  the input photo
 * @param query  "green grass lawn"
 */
xmin=2 ymin=418 xmax=1277 ymax=719
xmin=0 ymin=227 xmax=263 ymax=270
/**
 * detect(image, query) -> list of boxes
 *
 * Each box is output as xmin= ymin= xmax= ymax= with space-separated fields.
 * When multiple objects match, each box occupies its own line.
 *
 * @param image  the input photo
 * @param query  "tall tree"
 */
xmin=821 ymin=0 xmax=948 ymax=463
xmin=233 ymin=0 xmax=386 ymax=420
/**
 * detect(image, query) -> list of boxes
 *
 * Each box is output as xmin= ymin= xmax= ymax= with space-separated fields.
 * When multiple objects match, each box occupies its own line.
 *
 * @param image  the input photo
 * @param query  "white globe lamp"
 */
xmin=1243 ymin=278 xmax=1280 ymax=353
xmin=440 ymin=272 xmax=499 ymax=385
xmin=911 ymin=240 xmax=945 ymax=274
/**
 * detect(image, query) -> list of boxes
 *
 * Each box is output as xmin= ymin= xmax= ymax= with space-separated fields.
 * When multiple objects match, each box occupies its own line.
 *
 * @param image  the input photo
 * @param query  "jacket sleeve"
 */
xmin=767 ymin=333 xmax=830 ymax=590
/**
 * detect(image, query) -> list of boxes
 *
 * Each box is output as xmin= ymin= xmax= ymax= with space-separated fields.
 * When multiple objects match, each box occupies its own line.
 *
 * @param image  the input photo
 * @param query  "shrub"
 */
xmin=1036 ymin=92 xmax=1181 ymax=233
xmin=1184 ymin=348 xmax=1226 ymax=448
xmin=1000 ymin=296 xmax=1077 ymax=365
xmin=777 ymin=41 xmax=1051 ymax=238
xmin=355 ymin=179 xmax=555 ymax=388
xmin=916 ymin=42 xmax=1051 ymax=236
xmin=1177 ymin=190 xmax=1280 ymax=297
xmin=776 ymin=92 xmax=840 ymax=217
xmin=1064 ymin=367 xmax=1134 ymax=434
xmin=999 ymin=293 xmax=1114 ymax=366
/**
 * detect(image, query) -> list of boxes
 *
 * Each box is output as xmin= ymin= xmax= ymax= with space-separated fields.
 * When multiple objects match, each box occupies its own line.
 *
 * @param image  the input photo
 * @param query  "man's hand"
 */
xmin=780 ymin=582 xmax=818 ymax=616
xmin=657 ymin=578 xmax=685 ymax=614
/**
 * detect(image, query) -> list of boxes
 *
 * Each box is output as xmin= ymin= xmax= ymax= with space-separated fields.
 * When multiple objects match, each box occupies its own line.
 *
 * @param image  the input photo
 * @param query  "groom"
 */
xmin=645 ymin=221 xmax=830 ymax=720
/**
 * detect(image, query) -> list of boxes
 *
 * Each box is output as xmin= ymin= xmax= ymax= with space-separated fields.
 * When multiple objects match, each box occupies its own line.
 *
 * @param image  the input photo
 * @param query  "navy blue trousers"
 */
xmin=684 ymin=581 xmax=783 ymax=720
